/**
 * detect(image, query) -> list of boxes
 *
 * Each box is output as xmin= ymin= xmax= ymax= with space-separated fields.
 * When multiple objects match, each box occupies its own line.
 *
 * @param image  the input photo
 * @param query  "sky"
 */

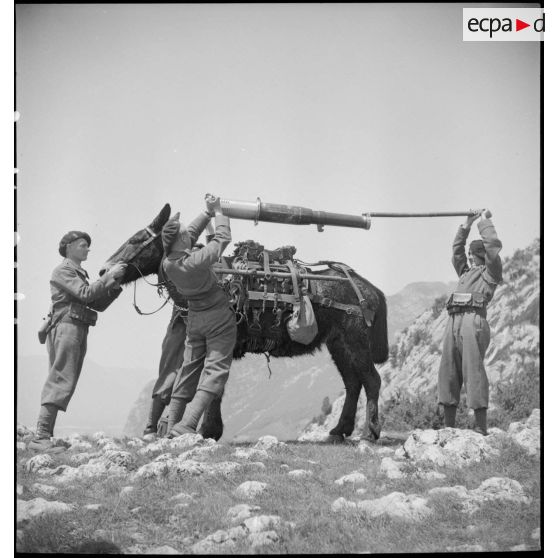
xmin=15 ymin=3 xmax=540 ymax=374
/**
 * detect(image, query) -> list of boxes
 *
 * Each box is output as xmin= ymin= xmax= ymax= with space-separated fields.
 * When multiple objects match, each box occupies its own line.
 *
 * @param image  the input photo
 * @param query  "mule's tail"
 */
xmin=370 ymin=289 xmax=389 ymax=363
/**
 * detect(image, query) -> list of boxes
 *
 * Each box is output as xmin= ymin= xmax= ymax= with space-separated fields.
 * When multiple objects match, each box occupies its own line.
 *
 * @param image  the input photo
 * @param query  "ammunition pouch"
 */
xmin=446 ymin=292 xmax=487 ymax=318
xmin=67 ymin=302 xmax=98 ymax=326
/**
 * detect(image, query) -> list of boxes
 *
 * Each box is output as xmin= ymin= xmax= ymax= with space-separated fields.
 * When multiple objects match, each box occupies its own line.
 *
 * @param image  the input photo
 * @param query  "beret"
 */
xmin=59 ymin=231 xmax=91 ymax=257
xmin=469 ymin=239 xmax=486 ymax=259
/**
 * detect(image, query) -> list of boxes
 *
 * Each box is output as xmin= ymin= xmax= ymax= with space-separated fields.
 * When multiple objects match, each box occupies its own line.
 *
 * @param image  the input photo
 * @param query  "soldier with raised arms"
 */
xmin=162 ymin=194 xmax=237 ymax=438
xmin=438 ymin=209 xmax=503 ymax=435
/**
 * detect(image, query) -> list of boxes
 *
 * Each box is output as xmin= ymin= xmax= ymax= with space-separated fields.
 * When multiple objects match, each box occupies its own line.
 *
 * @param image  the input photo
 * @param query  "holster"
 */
xmin=37 ymin=316 xmax=52 ymax=344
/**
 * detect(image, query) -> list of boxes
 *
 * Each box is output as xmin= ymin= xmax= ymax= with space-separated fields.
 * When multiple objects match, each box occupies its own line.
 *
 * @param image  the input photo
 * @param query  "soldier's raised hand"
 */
xmin=481 ymin=208 xmax=492 ymax=220
xmin=463 ymin=210 xmax=482 ymax=229
xmin=205 ymin=193 xmax=222 ymax=216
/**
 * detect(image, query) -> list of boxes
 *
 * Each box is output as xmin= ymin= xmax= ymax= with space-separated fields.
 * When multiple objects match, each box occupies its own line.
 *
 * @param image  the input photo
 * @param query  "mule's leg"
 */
xmin=360 ymin=363 xmax=382 ymax=442
xmin=326 ymin=335 xmax=363 ymax=443
xmin=199 ymin=395 xmax=224 ymax=441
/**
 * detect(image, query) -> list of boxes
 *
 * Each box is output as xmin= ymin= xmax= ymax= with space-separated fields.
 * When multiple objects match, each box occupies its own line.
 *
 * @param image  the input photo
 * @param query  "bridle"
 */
xmin=117 ymin=226 xmax=172 ymax=316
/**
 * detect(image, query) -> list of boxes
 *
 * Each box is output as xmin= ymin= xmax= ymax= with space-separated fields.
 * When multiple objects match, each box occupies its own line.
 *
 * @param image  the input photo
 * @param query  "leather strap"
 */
xmin=286 ymin=260 xmax=301 ymax=304
xmin=335 ymin=264 xmax=373 ymax=327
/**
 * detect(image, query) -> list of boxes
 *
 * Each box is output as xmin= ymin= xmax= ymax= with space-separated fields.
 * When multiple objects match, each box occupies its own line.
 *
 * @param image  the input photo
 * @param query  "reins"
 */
xmin=128 ymin=262 xmax=171 ymax=316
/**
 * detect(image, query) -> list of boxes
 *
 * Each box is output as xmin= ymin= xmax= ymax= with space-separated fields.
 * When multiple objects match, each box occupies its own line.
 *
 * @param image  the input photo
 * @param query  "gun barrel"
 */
xmin=220 ymin=198 xmax=371 ymax=230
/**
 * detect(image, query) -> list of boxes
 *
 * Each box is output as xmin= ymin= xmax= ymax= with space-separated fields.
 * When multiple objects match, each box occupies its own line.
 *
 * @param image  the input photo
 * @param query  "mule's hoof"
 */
xmin=326 ymin=434 xmax=345 ymax=444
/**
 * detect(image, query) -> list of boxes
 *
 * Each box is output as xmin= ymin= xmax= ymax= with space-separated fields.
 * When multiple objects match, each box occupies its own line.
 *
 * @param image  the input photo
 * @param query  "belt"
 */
xmin=447 ymin=306 xmax=487 ymax=319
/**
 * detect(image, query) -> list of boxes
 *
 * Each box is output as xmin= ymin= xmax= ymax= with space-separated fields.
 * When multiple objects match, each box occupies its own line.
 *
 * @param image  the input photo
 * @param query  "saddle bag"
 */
xmin=287 ymin=294 xmax=318 ymax=345
xmin=68 ymin=302 xmax=98 ymax=326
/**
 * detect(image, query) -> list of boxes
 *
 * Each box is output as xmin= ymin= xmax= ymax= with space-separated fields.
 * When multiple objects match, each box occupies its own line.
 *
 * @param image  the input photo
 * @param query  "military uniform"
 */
xmin=164 ymin=213 xmax=236 ymax=403
xmin=42 ymin=258 xmax=122 ymax=411
xmin=438 ymin=217 xmax=502 ymax=412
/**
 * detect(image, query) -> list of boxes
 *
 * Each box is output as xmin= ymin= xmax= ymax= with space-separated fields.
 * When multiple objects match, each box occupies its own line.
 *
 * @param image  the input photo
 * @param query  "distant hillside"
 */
xmin=300 ymin=239 xmax=540 ymax=439
xmin=124 ymin=351 xmax=345 ymax=441
xmin=17 ymin=355 xmax=153 ymax=437
xmin=386 ymin=281 xmax=456 ymax=343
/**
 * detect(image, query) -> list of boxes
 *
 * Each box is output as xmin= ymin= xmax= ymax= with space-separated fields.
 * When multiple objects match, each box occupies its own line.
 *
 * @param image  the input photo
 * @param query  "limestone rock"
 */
xmin=248 ymin=530 xmax=279 ymax=547
xmin=235 ymin=481 xmax=268 ymax=499
xmin=126 ymin=437 xmax=145 ymax=448
xmin=17 ymin=424 xmax=34 ymax=439
xmin=47 ymin=456 xmax=129 ymax=483
xmin=254 ymin=435 xmax=286 ymax=451
xmin=69 ymin=440 xmax=93 ymax=451
xmin=400 ymin=428 xmax=499 ymax=466
xmin=380 ymin=457 xmax=405 ymax=479
xmin=17 ymin=497 xmax=73 ymax=523
xmin=508 ymin=409 xmax=540 ymax=456
xmin=31 ymin=483 xmax=59 ymax=497
xmin=297 ymin=428 xmax=330 ymax=443
xmin=133 ymin=461 xmax=171 ymax=480
xmin=233 ymin=448 xmax=269 ymax=460
xmin=104 ymin=450 xmax=136 ymax=470
xmin=288 ymin=469 xmax=313 ymax=478
xmin=334 ymin=471 xmax=367 ymax=486
xmin=120 ymin=486 xmax=134 ymax=497
xmin=227 ymin=504 xmax=261 ymax=524
xmin=357 ymin=492 xmax=433 ymax=522
xmin=190 ymin=529 xmax=237 ymax=554
xmin=70 ymin=452 xmax=96 ymax=465
xmin=17 ymin=442 xmax=26 ymax=451
xmin=25 ymin=454 xmax=54 ymax=473
xmin=429 ymin=477 xmax=530 ymax=514
xmin=243 ymin=515 xmax=281 ymax=534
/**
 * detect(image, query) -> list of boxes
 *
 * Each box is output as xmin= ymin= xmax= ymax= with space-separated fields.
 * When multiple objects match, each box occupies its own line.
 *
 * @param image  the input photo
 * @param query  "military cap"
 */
xmin=469 ymin=239 xmax=486 ymax=260
xmin=162 ymin=213 xmax=182 ymax=255
xmin=59 ymin=231 xmax=91 ymax=257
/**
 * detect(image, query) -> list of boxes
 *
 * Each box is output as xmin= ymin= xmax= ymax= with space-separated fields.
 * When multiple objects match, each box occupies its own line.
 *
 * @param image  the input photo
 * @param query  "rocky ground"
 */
xmin=16 ymin=408 xmax=540 ymax=554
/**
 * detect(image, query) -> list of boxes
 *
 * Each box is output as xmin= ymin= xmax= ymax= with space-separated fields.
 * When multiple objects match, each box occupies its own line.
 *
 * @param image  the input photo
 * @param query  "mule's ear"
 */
xmin=150 ymin=204 xmax=172 ymax=232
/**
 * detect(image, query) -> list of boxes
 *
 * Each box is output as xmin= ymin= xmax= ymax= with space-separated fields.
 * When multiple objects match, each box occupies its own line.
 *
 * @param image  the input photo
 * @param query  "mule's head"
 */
xmin=99 ymin=204 xmax=171 ymax=284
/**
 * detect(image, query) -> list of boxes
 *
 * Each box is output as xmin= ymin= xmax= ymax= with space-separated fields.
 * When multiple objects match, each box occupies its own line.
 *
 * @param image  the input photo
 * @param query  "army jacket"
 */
xmin=50 ymin=258 xmax=122 ymax=322
xmin=451 ymin=217 xmax=503 ymax=306
xmin=163 ymin=213 xmax=231 ymax=312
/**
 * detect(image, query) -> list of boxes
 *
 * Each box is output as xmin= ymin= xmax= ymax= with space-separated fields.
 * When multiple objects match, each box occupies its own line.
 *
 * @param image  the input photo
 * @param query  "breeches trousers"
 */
xmin=152 ymin=318 xmax=188 ymax=402
xmin=41 ymin=320 xmax=88 ymax=411
xmin=438 ymin=312 xmax=491 ymax=409
xmin=172 ymin=305 xmax=237 ymax=401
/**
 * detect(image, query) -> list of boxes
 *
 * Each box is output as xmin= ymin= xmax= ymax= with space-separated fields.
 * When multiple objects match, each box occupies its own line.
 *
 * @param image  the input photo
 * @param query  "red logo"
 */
xmin=516 ymin=19 xmax=530 ymax=31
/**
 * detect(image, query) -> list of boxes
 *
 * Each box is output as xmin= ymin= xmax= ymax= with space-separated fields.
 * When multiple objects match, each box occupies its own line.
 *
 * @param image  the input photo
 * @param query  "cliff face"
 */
xmin=300 ymin=239 xmax=540 ymax=439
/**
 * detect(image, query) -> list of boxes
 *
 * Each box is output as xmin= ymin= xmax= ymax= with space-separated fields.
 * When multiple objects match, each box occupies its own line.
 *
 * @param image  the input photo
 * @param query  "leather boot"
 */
xmin=473 ymin=408 xmax=488 ymax=435
xmin=166 ymin=397 xmax=187 ymax=433
xmin=443 ymin=405 xmax=457 ymax=428
xmin=143 ymin=395 xmax=166 ymax=436
xmin=28 ymin=404 xmax=65 ymax=453
xmin=170 ymin=390 xmax=214 ymax=437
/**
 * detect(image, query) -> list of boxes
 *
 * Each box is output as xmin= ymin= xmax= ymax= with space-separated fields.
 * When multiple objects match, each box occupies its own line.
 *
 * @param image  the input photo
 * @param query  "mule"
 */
xmin=101 ymin=204 xmax=389 ymax=443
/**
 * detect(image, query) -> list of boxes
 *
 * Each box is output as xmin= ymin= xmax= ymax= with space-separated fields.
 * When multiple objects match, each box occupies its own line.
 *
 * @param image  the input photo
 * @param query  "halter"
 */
xmin=118 ymin=226 xmax=171 ymax=316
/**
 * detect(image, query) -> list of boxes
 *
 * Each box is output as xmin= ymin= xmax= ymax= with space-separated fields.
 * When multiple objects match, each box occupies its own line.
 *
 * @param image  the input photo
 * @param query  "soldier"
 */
xmin=143 ymin=226 xmax=215 ymax=439
xmin=438 ymin=209 xmax=503 ymax=435
xmin=142 ymin=305 xmax=188 ymax=438
xmin=28 ymin=231 xmax=126 ymax=452
xmin=162 ymin=195 xmax=237 ymax=438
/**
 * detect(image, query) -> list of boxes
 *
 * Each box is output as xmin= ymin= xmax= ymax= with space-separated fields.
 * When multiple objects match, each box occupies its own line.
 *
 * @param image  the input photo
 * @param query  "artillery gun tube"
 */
xmin=220 ymin=198 xmax=371 ymax=230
